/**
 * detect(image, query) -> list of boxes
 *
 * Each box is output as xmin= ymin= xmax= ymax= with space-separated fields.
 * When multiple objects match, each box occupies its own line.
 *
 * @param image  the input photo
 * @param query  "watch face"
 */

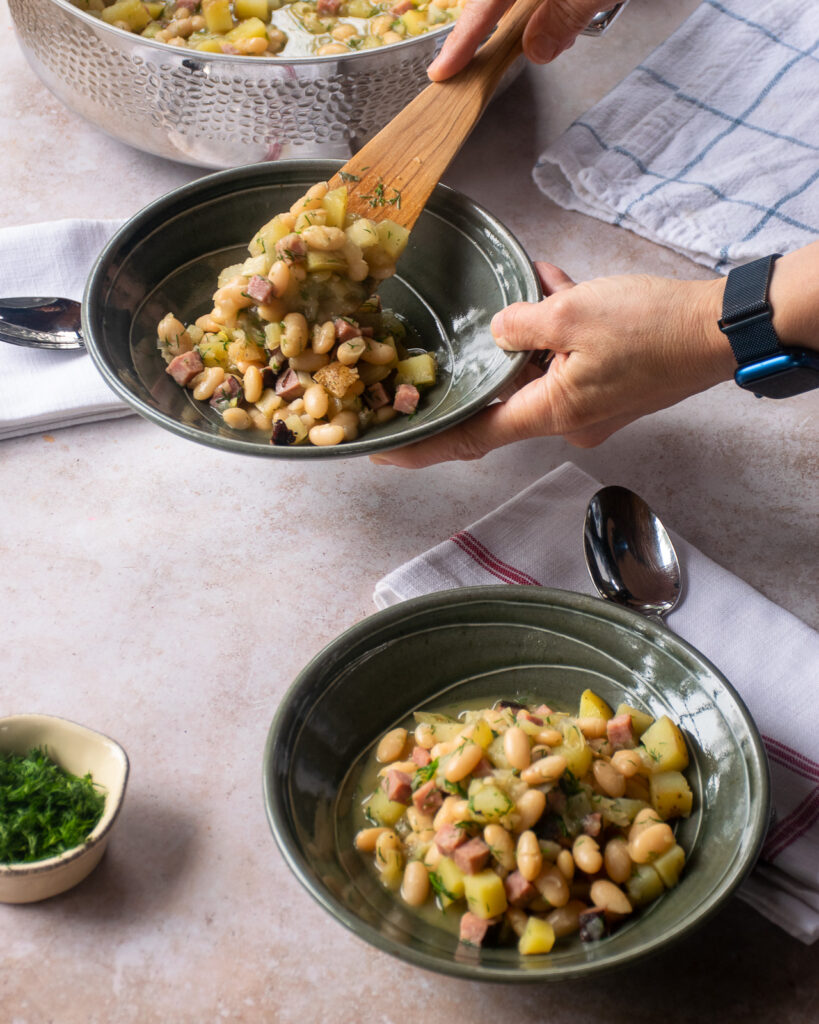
xmin=735 ymin=352 xmax=819 ymax=399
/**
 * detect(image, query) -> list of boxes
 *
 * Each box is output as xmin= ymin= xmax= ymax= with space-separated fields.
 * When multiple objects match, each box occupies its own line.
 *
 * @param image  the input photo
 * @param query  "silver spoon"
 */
xmin=0 ymin=297 xmax=84 ymax=350
xmin=583 ymin=485 xmax=682 ymax=622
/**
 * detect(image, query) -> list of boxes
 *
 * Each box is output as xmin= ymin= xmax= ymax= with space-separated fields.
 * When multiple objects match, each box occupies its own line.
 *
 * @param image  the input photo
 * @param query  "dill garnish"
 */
xmin=0 ymin=748 xmax=105 ymax=863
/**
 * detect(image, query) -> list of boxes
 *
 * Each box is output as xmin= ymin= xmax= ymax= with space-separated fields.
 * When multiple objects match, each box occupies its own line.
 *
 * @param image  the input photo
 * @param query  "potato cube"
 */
xmin=102 ymin=0 xmax=151 ymax=31
xmin=305 ymin=251 xmax=348 ymax=274
xmin=401 ymin=9 xmax=428 ymax=35
xmin=468 ymin=784 xmax=512 ymax=824
xmin=395 ymin=353 xmax=437 ymax=390
xmin=202 ymin=0 xmax=234 ymax=34
xmin=234 ymin=0 xmax=270 ymax=19
xmin=197 ymin=333 xmax=230 ymax=368
xmin=376 ymin=220 xmax=410 ymax=261
xmin=650 ymin=770 xmax=693 ymax=820
xmin=640 ymin=716 xmax=689 ymax=772
xmin=248 ymin=215 xmax=292 ymax=258
xmin=322 ymin=186 xmax=349 ymax=229
xmin=225 ymin=16 xmax=268 ymax=40
xmin=518 ymin=916 xmax=556 ymax=955
xmin=552 ymin=722 xmax=593 ymax=779
xmin=364 ymin=787 xmax=405 ymax=827
xmin=579 ymin=688 xmax=613 ymax=720
xmin=652 ymin=843 xmax=686 ymax=889
xmin=616 ymin=702 xmax=655 ymax=738
xmin=434 ymin=856 xmax=465 ymax=907
xmin=464 ymin=869 xmax=508 ymax=919
xmin=345 ymin=217 xmax=379 ymax=249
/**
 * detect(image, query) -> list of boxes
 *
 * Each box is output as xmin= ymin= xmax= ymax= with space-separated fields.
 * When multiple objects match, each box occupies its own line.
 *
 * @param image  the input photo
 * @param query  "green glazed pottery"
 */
xmin=263 ymin=586 xmax=770 ymax=981
xmin=82 ymin=160 xmax=538 ymax=459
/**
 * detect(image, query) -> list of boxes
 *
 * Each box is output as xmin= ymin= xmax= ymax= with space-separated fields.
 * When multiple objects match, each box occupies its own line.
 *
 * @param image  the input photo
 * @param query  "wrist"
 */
xmin=767 ymin=244 xmax=819 ymax=351
xmin=693 ymin=276 xmax=737 ymax=384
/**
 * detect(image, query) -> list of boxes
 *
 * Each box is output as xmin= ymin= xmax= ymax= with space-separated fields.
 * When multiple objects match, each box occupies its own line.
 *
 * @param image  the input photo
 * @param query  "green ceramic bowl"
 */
xmin=263 ymin=586 xmax=770 ymax=982
xmin=83 ymin=160 xmax=537 ymax=459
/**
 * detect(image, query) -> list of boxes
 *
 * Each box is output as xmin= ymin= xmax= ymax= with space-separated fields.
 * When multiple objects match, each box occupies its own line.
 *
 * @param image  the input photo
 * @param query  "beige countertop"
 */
xmin=1 ymin=1 xmax=817 ymax=1020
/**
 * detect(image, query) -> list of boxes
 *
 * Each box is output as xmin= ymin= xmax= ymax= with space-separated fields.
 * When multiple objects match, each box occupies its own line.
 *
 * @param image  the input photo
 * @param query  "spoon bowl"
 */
xmin=584 ymin=485 xmax=682 ymax=619
xmin=0 ymin=297 xmax=84 ymax=350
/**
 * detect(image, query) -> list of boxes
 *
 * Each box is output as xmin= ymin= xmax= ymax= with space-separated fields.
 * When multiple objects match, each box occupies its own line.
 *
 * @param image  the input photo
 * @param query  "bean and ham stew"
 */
xmin=73 ymin=0 xmax=464 ymax=57
xmin=157 ymin=179 xmax=437 ymax=447
xmin=354 ymin=692 xmax=694 ymax=954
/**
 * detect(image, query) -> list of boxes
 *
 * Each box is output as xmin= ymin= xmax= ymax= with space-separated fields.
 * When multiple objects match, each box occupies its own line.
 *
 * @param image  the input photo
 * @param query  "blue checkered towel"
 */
xmin=534 ymin=0 xmax=819 ymax=271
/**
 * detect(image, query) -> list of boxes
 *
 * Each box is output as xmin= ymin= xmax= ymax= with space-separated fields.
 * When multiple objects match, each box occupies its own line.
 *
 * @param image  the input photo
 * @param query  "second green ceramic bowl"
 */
xmin=83 ymin=160 xmax=537 ymax=459
xmin=264 ymin=586 xmax=770 ymax=981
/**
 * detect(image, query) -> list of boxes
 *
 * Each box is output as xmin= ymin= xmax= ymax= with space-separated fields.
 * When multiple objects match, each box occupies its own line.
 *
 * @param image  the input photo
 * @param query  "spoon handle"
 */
xmin=0 ymin=296 xmax=85 ymax=350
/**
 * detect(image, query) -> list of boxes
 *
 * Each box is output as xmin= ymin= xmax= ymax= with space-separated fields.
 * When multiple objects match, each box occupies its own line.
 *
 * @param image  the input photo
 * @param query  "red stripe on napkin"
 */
xmin=763 ymin=787 xmax=819 ymax=862
xmin=763 ymin=735 xmax=819 ymax=782
xmin=450 ymin=531 xmax=542 ymax=586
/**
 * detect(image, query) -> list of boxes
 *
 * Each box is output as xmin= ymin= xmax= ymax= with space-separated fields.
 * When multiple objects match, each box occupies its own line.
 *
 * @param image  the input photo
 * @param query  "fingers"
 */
xmin=428 ymin=0 xmax=515 ymax=81
xmin=534 ymin=261 xmax=576 ymax=295
xmin=370 ymin=375 xmax=555 ymax=468
xmin=522 ymin=0 xmax=605 ymax=63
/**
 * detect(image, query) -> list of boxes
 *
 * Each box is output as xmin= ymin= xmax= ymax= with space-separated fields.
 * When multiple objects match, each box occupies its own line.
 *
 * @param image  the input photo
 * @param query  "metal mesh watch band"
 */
xmin=719 ymin=253 xmax=783 ymax=364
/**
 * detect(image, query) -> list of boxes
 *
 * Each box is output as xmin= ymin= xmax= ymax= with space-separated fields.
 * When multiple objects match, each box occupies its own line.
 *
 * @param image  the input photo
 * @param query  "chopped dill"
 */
xmin=0 ymin=748 xmax=105 ymax=863
xmin=339 ymin=171 xmax=360 ymax=183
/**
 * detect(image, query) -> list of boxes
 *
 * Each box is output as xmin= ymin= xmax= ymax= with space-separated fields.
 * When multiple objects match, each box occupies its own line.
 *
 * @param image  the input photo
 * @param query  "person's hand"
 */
xmin=370 ymin=263 xmax=734 ymax=469
xmin=428 ymin=0 xmax=606 ymax=81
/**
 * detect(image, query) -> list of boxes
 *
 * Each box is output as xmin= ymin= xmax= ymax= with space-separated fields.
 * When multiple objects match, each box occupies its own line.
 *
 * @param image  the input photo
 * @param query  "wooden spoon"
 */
xmin=328 ymin=0 xmax=543 ymax=229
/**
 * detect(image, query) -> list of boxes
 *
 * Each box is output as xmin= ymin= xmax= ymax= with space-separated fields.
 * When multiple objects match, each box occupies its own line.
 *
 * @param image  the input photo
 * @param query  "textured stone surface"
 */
xmin=1 ymin=1 xmax=817 ymax=1021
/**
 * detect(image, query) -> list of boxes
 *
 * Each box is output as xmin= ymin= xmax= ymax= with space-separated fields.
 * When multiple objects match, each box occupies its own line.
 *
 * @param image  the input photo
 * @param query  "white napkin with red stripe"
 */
xmin=374 ymin=461 xmax=819 ymax=943
xmin=0 ymin=219 xmax=130 ymax=440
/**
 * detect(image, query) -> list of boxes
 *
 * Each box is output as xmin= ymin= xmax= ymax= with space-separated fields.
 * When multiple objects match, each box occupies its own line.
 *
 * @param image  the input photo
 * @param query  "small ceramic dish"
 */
xmin=0 ymin=714 xmax=129 ymax=903
xmin=82 ymin=158 xmax=538 ymax=459
xmin=263 ymin=586 xmax=770 ymax=981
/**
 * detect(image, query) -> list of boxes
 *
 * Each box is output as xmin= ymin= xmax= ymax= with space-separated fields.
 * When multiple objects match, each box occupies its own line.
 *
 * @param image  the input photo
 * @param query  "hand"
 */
xmin=428 ymin=0 xmax=606 ymax=81
xmin=370 ymin=263 xmax=734 ymax=469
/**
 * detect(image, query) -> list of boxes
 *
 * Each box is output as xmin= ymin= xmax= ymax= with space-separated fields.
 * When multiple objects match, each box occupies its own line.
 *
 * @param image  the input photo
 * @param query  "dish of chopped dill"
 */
xmin=0 ymin=747 xmax=105 ymax=864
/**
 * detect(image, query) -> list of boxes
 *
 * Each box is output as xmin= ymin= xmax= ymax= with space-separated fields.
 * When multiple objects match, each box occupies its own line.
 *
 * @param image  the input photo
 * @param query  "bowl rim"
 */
xmin=0 ymin=713 xmax=130 ymax=877
xmin=82 ymin=159 xmax=537 ymax=460
xmin=263 ymin=584 xmax=771 ymax=982
xmin=41 ymin=0 xmax=457 ymax=65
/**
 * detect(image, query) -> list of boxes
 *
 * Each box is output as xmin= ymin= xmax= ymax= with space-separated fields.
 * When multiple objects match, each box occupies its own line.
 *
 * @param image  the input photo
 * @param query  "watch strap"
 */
xmin=719 ymin=253 xmax=783 ymax=364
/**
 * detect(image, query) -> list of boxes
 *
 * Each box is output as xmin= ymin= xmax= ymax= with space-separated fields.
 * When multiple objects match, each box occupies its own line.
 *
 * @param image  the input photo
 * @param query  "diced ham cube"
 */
xmin=459 ymin=911 xmax=497 ymax=946
xmin=546 ymin=789 xmax=567 ymax=815
xmin=607 ymin=713 xmax=636 ymax=750
xmin=532 ymin=704 xmax=552 ymax=717
xmin=174 ymin=0 xmax=198 ymax=9
xmin=209 ymin=374 xmax=242 ymax=409
xmin=391 ymin=0 xmax=414 ymax=13
xmin=275 ymin=368 xmax=304 ymax=400
xmin=385 ymin=769 xmax=412 ymax=805
xmin=246 ymin=274 xmax=275 ymax=305
xmin=393 ymin=384 xmax=420 ymax=415
xmin=581 ymin=812 xmax=602 ymax=837
xmin=317 ymin=0 xmax=341 ymax=13
xmin=435 ymin=824 xmax=468 ymax=856
xmin=334 ymin=318 xmax=361 ymax=342
xmin=275 ymin=233 xmax=307 ymax=263
xmin=412 ymin=746 xmax=431 ymax=767
xmin=453 ymin=837 xmax=491 ymax=875
xmin=364 ymin=382 xmax=391 ymax=410
xmin=413 ymin=779 xmax=443 ymax=815
xmin=359 ymin=326 xmax=374 ymax=337
xmin=518 ymin=710 xmax=543 ymax=727
xmin=504 ymin=870 xmax=537 ymax=907
xmin=166 ymin=349 xmax=203 ymax=386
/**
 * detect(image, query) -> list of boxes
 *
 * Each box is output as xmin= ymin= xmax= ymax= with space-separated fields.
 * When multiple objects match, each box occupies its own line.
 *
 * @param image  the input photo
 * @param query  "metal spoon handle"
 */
xmin=0 ymin=296 xmax=84 ymax=350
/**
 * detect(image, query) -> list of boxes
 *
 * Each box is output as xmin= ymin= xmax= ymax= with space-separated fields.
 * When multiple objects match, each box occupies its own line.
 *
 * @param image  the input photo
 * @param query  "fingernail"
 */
xmin=490 ymin=311 xmax=504 ymax=338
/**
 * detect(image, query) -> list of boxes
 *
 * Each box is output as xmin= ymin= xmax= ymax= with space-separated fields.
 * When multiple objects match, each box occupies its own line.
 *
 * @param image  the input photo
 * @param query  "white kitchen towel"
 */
xmin=374 ymin=462 xmax=819 ymax=944
xmin=534 ymin=0 xmax=819 ymax=271
xmin=0 ymin=219 xmax=131 ymax=440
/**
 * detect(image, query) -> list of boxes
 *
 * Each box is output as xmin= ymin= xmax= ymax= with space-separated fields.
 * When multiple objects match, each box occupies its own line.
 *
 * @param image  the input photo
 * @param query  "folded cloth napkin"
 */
xmin=374 ymin=462 xmax=819 ymax=944
xmin=534 ymin=0 xmax=819 ymax=271
xmin=0 ymin=219 xmax=131 ymax=440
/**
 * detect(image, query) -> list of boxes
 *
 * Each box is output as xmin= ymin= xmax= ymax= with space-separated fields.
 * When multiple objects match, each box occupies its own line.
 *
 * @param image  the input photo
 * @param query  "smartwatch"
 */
xmin=718 ymin=253 xmax=819 ymax=398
